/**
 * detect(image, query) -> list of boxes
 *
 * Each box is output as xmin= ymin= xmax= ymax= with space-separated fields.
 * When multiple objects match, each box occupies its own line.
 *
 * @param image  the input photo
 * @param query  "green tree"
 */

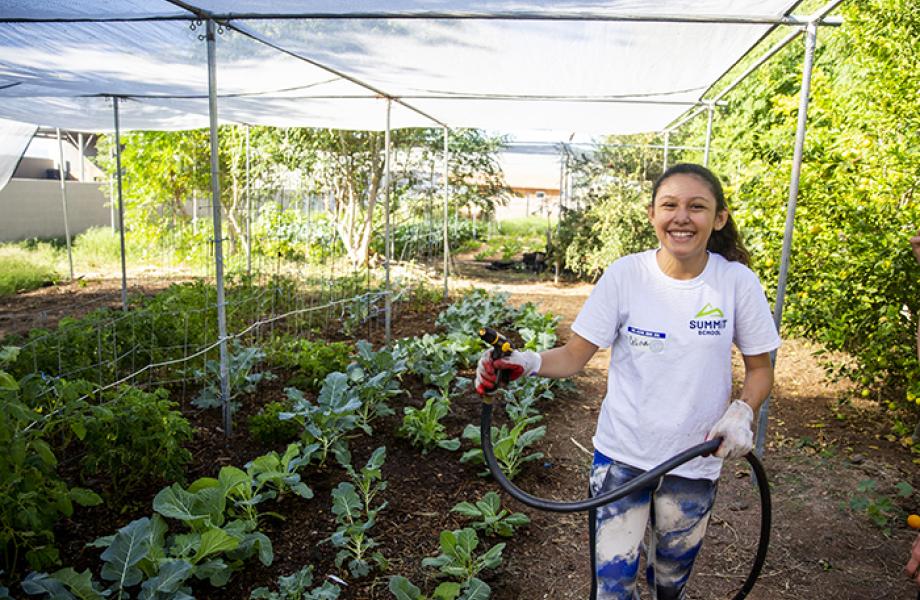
xmin=672 ymin=0 xmax=920 ymax=414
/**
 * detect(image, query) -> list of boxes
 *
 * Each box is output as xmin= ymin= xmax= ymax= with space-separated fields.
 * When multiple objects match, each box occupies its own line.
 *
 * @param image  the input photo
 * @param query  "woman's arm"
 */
xmin=535 ymin=333 xmax=599 ymax=378
xmin=738 ymin=352 xmax=774 ymax=412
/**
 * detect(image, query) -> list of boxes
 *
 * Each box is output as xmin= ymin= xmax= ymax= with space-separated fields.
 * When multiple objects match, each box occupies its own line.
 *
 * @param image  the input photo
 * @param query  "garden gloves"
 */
xmin=706 ymin=399 xmax=754 ymax=459
xmin=475 ymin=349 xmax=542 ymax=395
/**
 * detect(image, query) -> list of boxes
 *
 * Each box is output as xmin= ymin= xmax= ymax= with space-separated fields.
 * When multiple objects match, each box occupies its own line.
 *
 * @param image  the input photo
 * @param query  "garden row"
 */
xmin=1 ymin=285 xmax=567 ymax=599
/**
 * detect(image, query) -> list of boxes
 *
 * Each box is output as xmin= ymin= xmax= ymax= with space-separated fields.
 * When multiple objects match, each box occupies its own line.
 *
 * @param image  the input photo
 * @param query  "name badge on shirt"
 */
xmin=626 ymin=326 xmax=666 ymax=354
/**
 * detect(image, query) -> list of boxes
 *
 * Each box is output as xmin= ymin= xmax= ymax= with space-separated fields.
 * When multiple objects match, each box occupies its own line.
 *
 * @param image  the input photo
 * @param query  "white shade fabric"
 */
xmin=0 ymin=1 xmax=800 ymax=134
xmin=0 ymin=117 xmax=36 ymax=188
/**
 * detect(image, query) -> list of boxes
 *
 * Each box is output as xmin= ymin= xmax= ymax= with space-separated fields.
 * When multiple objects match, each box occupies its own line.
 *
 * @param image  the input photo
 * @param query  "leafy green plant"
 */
xmin=21 ymin=438 xmax=320 ymax=599
xmin=388 ymin=527 xmax=503 ymax=600
xmin=422 ymin=528 xmax=504 ymax=584
xmin=79 ymin=386 xmax=193 ymax=500
xmin=249 ymin=400 xmax=302 ymax=445
xmin=388 ymin=574 xmax=492 ymax=600
xmin=399 ymin=392 xmax=460 ymax=454
xmin=398 ymin=334 xmax=458 ymax=395
xmin=435 ymin=289 xmax=518 ymax=334
xmin=514 ymin=303 xmax=559 ymax=352
xmin=451 ymin=492 xmax=530 ymax=538
xmin=327 ymin=447 xmax=388 ymax=579
xmin=847 ymin=479 xmax=914 ymax=530
xmin=341 ymin=294 xmax=385 ymax=337
xmin=460 ymin=417 xmax=546 ymax=479
xmin=193 ymin=341 xmax=276 ymax=410
xmin=0 ymin=350 xmax=102 ymax=575
xmin=346 ymin=342 xmax=406 ymax=434
xmin=281 ymin=373 xmax=362 ymax=467
xmin=268 ymin=338 xmax=352 ymax=392
xmin=250 ymin=565 xmax=341 ymax=600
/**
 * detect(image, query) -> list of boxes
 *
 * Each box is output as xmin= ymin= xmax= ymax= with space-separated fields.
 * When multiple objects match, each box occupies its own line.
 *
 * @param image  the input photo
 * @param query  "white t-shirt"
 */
xmin=571 ymin=249 xmax=781 ymax=480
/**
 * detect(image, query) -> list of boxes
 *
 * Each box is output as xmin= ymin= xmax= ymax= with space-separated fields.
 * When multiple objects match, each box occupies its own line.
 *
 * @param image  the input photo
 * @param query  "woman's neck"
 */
xmin=655 ymin=249 xmax=709 ymax=280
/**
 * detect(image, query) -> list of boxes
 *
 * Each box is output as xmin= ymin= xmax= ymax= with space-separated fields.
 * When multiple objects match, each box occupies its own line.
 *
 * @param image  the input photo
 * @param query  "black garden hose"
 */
xmin=480 ymin=401 xmax=771 ymax=600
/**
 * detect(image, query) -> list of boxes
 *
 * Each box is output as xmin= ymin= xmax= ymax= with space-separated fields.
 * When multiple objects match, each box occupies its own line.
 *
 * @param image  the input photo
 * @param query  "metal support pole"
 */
xmin=78 ymin=132 xmax=85 ymax=181
xmin=703 ymin=103 xmax=714 ymax=167
xmin=56 ymin=128 xmax=74 ymax=281
xmin=113 ymin=98 xmax=128 ymax=311
xmin=755 ymin=21 xmax=819 ymax=456
xmin=384 ymin=99 xmax=392 ymax=343
xmin=442 ymin=126 xmax=450 ymax=300
xmin=206 ymin=19 xmax=232 ymax=437
xmin=245 ymin=124 xmax=252 ymax=277
xmin=662 ymin=131 xmax=670 ymax=171
xmin=109 ymin=144 xmax=116 ymax=229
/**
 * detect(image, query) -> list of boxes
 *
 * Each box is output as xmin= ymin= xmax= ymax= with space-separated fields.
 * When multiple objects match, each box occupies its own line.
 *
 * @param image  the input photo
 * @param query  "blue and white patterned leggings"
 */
xmin=589 ymin=451 xmax=718 ymax=600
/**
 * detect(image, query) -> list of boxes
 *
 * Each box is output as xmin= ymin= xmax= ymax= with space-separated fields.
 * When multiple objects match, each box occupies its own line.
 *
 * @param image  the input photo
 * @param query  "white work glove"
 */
xmin=706 ymin=400 xmax=754 ymax=460
xmin=474 ymin=349 xmax=542 ymax=395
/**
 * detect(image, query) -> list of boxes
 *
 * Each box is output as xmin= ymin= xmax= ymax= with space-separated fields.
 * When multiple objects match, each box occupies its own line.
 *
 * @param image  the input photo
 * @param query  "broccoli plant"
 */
xmin=388 ymin=527 xmax=503 ymax=600
xmin=460 ymin=417 xmax=546 ymax=479
xmin=249 ymin=565 xmax=341 ymax=600
xmin=193 ymin=341 xmax=276 ymax=410
xmin=451 ymin=492 xmax=530 ymax=538
xmin=398 ymin=391 xmax=460 ymax=454
xmin=422 ymin=528 xmax=504 ymax=587
xmin=327 ymin=447 xmax=388 ymax=579
xmin=280 ymin=373 xmax=362 ymax=467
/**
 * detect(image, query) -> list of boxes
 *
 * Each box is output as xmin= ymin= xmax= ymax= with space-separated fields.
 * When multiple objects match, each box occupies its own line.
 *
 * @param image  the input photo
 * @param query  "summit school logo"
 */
xmin=695 ymin=303 xmax=724 ymax=318
xmin=690 ymin=304 xmax=727 ymax=336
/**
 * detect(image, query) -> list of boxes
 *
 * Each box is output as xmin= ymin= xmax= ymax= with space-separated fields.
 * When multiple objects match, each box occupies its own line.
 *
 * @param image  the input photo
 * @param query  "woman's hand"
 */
xmin=474 ymin=349 xmax=541 ymax=395
xmin=706 ymin=400 xmax=754 ymax=459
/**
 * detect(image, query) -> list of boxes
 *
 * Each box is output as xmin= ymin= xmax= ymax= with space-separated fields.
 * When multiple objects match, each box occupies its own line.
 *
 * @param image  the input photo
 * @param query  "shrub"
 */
xmin=79 ymin=386 xmax=193 ymax=499
xmin=268 ymin=338 xmax=352 ymax=392
xmin=249 ymin=400 xmax=301 ymax=445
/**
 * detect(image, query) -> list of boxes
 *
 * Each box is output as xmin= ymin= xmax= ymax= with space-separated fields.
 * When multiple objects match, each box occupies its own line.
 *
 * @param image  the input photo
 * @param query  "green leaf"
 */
xmin=195 ymin=558 xmax=232 ymax=587
xmin=388 ymin=575 xmax=423 ymax=600
xmin=451 ymin=502 xmax=482 ymax=518
xmin=32 ymin=439 xmax=57 ymax=467
xmin=192 ymin=528 xmax=239 ymax=563
xmin=69 ymin=487 xmax=103 ymax=508
xmin=20 ymin=572 xmax=74 ymax=599
xmin=459 ymin=578 xmax=491 ymax=600
xmin=478 ymin=542 xmax=505 ymax=570
xmin=137 ymin=560 xmax=193 ymax=599
xmin=0 ymin=371 xmax=19 ymax=391
xmin=433 ymin=581 xmax=462 ymax=600
xmin=438 ymin=438 xmax=461 ymax=451
xmin=895 ymin=481 xmax=913 ymax=497
xmin=154 ymin=484 xmax=222 ymax=527
xmin=188 ymin=476 xmax=220 ymax=493
xmin=218 ymin=465 xmax=251 ymax=494
xmin=69 ymin=418 xmax=87 ymax=441
xmin=454 ymin=528 xmax=479 ymax=560
xmin=100 ymin=517 xmax=153 ymax=588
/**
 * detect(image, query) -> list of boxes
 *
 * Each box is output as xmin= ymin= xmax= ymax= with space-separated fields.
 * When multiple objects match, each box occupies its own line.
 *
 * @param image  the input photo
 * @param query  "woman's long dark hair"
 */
xmin=651 ymin=163 xmax=750 ymax=265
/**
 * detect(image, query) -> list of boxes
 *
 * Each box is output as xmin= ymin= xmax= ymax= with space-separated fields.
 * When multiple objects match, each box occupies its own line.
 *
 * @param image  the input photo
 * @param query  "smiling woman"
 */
xmin=475 ymin=162 xmax=779 ymax=600
xmin=648 ymin=162 xmax=749 ymax=279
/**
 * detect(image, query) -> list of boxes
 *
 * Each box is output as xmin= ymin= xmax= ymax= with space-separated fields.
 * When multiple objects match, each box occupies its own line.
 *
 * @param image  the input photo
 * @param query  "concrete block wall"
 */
xmin=0 ymin=178 xmax=109 ymax=242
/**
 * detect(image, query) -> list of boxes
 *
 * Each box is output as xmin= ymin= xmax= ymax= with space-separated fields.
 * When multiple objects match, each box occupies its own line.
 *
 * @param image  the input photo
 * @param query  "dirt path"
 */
xmin=451 ymin=264 xmax=920 ymax=599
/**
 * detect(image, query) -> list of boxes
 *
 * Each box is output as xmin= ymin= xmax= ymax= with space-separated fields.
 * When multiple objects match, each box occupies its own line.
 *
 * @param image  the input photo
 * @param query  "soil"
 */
xmin=3 ymin=265 xmax=920 ymax=600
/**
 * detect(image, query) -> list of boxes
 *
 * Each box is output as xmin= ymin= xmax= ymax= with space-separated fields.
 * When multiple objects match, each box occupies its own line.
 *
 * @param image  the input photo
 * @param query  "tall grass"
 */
xmin=473 ymin=216 xmax=550 ymax=260
xmin=0 ymin=246 xmax=59 ymax=296
xmin=73 ymin=226 xmax=136 ymax=271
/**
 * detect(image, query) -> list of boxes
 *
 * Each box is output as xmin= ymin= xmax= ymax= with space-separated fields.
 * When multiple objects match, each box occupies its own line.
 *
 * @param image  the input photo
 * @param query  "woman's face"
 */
xmin=648 ymin=173 xmax=728 ymax=263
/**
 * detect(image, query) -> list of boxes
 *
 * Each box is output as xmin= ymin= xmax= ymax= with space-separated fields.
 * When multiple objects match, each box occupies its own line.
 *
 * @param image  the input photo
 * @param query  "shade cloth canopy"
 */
xmin=0 ymin=1 xmax=802 ymax=134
